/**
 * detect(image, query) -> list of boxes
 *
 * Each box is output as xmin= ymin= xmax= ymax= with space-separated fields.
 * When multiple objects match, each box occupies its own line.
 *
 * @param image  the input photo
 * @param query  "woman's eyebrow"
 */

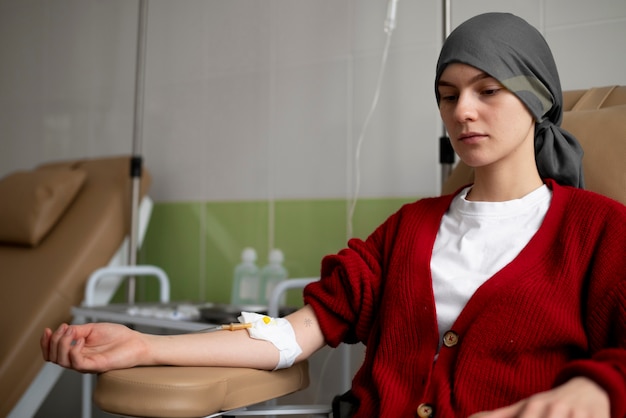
xmin=437 ymin=72 xmax=493 ymax=88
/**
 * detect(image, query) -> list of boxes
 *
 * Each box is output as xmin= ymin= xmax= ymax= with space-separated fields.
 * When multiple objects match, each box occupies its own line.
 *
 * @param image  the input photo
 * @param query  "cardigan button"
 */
xmin=443 ymin=330 xmax=459 ymax=347
xmin=417 ymin=403 xmax=434 ymax=417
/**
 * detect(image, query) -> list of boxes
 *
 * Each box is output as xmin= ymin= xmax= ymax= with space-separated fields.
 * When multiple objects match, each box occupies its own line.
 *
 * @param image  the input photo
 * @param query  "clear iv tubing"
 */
xmin=194 ymin=322 xmax=253 ymax=333
xmin=347 ymin=26 xmax=395 ymax=239
xmin=326 ymin=9 xmax=397 ymax=403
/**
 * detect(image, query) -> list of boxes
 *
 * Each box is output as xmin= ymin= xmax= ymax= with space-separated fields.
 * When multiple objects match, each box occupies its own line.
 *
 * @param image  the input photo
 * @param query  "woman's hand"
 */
xmin=41 ymin=322 xmax=148 ymax=373
xmin=469 ymin=377 xmax=609 ymax=418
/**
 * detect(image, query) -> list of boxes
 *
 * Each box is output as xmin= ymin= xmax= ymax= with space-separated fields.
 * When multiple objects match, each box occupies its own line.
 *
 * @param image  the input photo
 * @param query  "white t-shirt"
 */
xmin=430 ymin=185 xmax=552 ymax=350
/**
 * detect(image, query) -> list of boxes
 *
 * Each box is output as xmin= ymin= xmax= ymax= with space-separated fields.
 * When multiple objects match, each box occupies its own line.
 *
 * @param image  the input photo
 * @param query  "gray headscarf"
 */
xmin=435 ymin=12 xmax=584 ymax=188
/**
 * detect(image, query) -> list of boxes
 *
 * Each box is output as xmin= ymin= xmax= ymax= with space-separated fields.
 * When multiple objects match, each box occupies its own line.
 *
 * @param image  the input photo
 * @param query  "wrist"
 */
xmin=569 ymin=376 xmax=609 ymax=397
xmin=137 ymin=332 xmax=162 ymax=366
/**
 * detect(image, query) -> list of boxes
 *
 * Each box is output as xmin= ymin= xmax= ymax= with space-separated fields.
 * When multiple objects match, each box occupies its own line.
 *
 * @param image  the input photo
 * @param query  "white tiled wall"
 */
xmin=1 ymin=0 xmax=625 ymax=203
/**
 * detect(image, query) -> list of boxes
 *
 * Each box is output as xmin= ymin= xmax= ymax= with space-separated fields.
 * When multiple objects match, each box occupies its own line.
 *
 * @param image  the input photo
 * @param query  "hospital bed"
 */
xmin=86 ymin=85 xmax=625 ymax=418
xmin=0 ymin=155 xmax=152 ymax=418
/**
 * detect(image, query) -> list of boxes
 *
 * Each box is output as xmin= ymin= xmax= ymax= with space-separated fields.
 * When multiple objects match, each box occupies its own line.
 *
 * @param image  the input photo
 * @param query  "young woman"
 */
xmin=42 ymin=13 xmax=626 ymax=417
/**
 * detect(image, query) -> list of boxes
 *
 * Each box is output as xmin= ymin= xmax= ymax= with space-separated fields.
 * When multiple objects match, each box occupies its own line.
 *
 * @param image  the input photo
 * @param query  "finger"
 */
xmin=68 ymin=338 xmax=89 ymax=372
xmin=56 ymin=325 xmax=80 ymax=368
xmin=40 ymin=328 xmax=52 ymax=361
xmin=48 ymin=323 xmax=69 ymax=363
xmin=469 ymin=412 xmax=497 ymax=418
xmin=470 ymin=403 xmax=521 ymax=418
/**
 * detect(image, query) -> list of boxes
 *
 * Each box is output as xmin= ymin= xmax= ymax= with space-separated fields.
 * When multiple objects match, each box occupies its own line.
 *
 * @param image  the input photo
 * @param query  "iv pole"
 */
xmin=127 ymin=0 xmax=149 ymax=304
xmin=439 ymin=0 xmax=455 ymax=189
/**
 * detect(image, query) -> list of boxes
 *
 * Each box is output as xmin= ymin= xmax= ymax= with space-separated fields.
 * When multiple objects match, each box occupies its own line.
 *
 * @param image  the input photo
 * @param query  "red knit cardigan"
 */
xmin=303 ymin=180 xmax=626 ymax=417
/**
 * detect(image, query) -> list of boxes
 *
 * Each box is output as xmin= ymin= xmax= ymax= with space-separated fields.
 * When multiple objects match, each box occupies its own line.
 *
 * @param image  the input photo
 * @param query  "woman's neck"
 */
xmin=467 ymin=167 xmax=543 ymax=202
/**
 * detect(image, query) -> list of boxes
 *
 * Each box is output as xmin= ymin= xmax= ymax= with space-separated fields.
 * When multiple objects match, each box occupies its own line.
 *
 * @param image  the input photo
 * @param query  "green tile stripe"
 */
xmin=119 ymin=197 xmax=417 ymax=306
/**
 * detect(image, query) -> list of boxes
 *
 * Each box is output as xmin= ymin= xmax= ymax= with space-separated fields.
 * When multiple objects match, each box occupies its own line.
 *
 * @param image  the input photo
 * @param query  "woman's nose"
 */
xmin=454 ymin=93 xmax=478 ymax=122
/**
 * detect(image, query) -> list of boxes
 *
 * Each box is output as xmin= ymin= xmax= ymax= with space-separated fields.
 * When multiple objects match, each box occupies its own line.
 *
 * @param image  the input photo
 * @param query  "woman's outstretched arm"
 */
xmin=41 ymin=304 xmax=326 ymax=373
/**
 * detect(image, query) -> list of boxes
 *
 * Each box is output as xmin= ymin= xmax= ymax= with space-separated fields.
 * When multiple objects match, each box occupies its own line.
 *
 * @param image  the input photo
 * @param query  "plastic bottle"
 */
xmin=230 ymin=247 xmax=260 ymax=306
xmin=259 ymin=249 xmax=288 ymax=306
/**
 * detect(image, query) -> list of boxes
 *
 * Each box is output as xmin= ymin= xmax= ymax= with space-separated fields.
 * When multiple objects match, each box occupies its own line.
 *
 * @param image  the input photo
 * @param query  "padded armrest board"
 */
xmin=94 ymin=361 xmax=310 ymax=418
xmin=0 ymin=156 xmax=151 ymax=418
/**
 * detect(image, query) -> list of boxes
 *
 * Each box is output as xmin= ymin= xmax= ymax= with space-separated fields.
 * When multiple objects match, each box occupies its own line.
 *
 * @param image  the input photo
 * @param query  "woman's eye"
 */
xmin=481 ymin=88 xmax=501 ymax=96
xmin=441 ymin=94 xmax=457 ymax=102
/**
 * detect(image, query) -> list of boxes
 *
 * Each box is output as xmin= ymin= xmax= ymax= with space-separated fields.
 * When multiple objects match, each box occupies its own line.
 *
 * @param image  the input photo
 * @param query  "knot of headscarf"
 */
xmin=535 ymin=120 xmax=584 ymax=188
xmin=435 ymin=12 xmax=585 ymax=188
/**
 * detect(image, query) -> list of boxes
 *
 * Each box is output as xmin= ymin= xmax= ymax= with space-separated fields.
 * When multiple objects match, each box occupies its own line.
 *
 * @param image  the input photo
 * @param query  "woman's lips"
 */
xmin=458 ymin=132 xmax=487 ymax=144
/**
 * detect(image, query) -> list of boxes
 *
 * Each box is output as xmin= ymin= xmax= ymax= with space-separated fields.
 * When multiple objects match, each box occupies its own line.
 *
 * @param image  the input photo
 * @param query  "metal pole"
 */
xmin=128 ymin=0 xmax=149 ymax=304
xmin=439 ymin=0 xmax=454 ymax=190
xmin=443 ymin=0 xmax=451 ymax=39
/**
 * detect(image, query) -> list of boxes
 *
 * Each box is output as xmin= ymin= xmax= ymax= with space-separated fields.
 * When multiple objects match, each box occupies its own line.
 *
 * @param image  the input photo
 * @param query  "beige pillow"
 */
xmin=0 ymin=168 xmax=86 ymax=246
xmin=562 ymin=105 xmax=626 ymax=205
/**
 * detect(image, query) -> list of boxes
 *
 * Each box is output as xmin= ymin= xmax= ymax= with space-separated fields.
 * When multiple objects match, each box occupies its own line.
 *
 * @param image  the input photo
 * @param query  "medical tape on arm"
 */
xmin=238 ymin=311 xmax=302 ymax=370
